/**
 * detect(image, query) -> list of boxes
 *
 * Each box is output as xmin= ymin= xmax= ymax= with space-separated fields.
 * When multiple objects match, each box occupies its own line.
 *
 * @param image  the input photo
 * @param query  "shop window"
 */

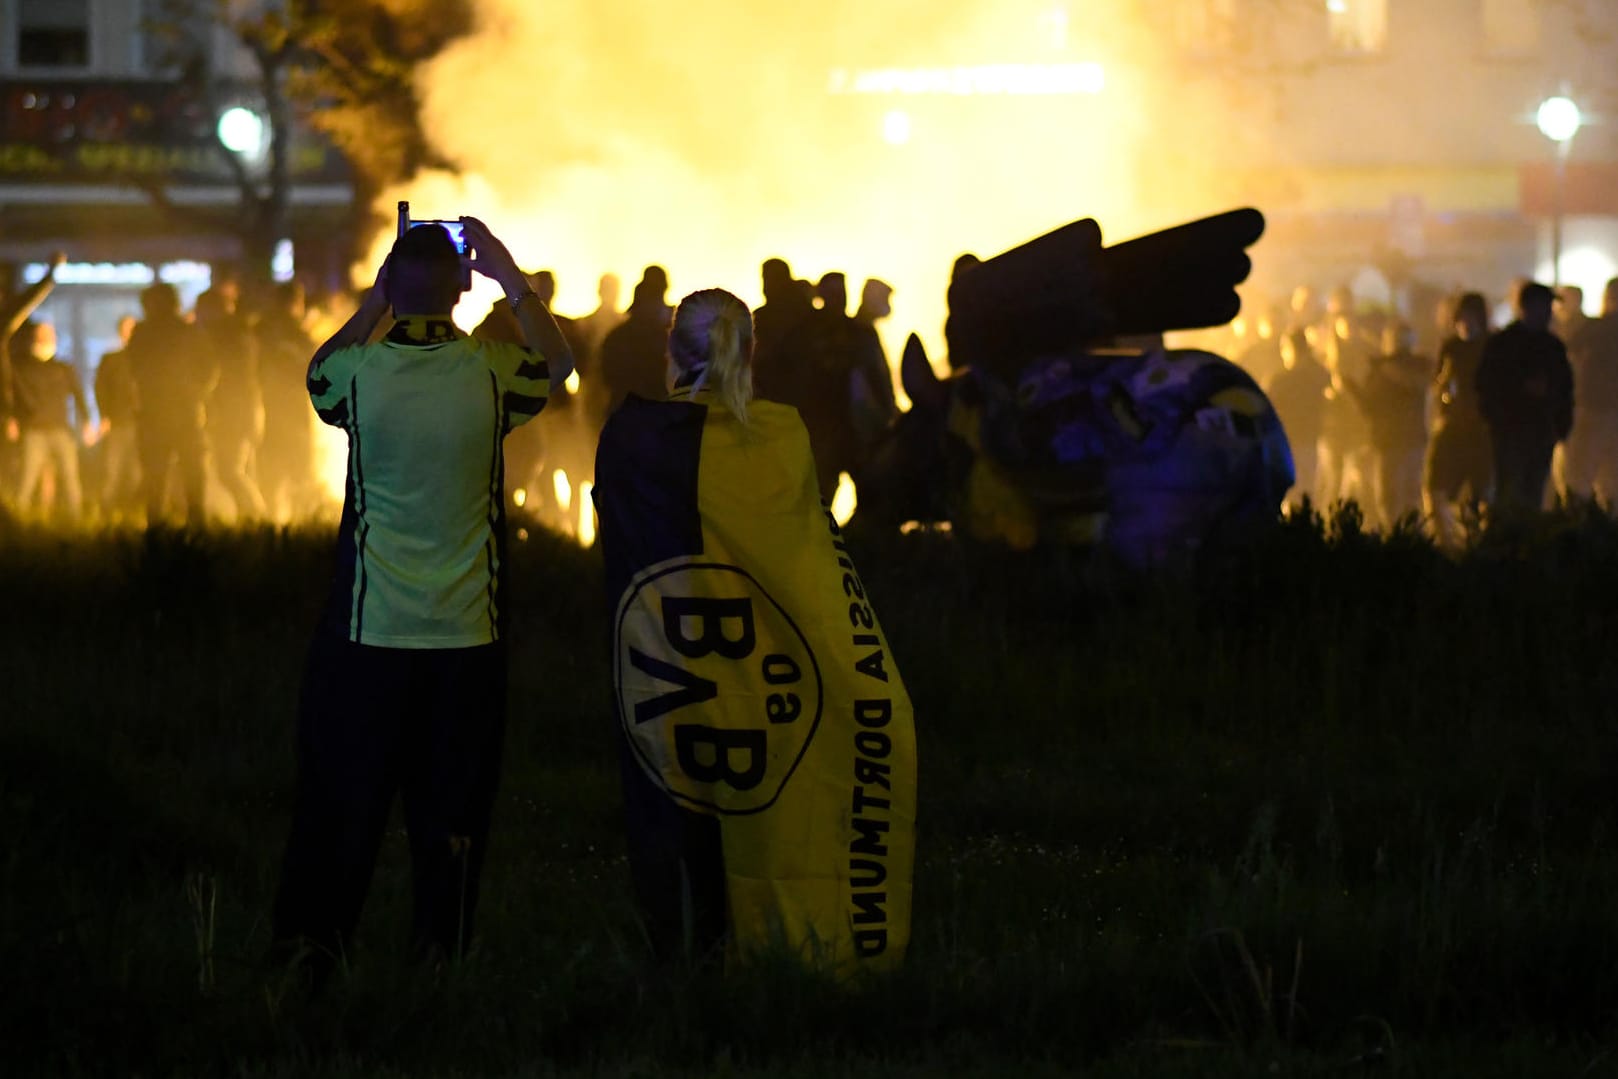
xmin=1482 ymin=0 xmax=1540 ymax=56
xmin=1326 ymin=0 xmax=1388 ymax=55
xmin=17 ymin=0 xmax=91 ymax=69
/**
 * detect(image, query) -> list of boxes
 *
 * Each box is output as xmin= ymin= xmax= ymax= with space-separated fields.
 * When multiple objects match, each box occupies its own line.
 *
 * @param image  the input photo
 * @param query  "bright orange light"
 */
xmin=513 ymin=486 xmax=527 ymax=507
xmin=553 ymin=468 xmax=573 ymax=515
xmin=314 ymin=425 xmax=347 ymax=508
xmin=830 ymin=472 xmax=858 ymax=527
xmin=578 ymin=480 xmax=596 ymax=547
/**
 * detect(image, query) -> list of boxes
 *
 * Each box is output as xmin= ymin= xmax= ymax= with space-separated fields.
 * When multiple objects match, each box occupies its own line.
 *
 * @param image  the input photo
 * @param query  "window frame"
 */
xmin=5 ymin=0 xmax=96 ymax=76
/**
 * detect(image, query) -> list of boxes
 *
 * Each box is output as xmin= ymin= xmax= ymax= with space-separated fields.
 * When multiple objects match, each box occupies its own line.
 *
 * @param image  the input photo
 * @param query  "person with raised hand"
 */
xmin=272 ymin=218 xmax=572 ymax=977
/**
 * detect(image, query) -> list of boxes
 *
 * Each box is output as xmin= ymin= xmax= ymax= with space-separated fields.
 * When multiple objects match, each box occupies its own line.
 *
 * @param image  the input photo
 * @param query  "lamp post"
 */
xmin=1536 ymin=95 xmax=1583 ymax=287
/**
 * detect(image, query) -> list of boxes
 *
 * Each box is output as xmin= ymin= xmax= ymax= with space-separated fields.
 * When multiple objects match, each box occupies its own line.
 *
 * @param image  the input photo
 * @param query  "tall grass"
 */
xmin=3 ymin=506 xmax=1618 ymax=1076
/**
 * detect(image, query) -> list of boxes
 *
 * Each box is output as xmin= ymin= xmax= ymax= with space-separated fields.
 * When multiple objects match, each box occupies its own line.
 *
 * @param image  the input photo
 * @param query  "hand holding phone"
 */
xmin=458 ymin=216 xmax=525 ymax=296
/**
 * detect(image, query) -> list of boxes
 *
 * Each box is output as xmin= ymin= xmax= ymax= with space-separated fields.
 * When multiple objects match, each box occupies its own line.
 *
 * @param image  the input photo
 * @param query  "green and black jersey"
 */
xmin=308 ymin=316 xmax=550 ymax=648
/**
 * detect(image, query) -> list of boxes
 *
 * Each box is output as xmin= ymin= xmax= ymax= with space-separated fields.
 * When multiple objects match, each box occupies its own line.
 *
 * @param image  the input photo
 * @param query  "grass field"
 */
xmin=5 ymin=506 xmax=1618 ymax=1077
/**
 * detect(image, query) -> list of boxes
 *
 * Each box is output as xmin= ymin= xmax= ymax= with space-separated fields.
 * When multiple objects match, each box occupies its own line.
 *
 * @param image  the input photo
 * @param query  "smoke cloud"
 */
xmin=372 ymin=0 xmax=1160 ymax=359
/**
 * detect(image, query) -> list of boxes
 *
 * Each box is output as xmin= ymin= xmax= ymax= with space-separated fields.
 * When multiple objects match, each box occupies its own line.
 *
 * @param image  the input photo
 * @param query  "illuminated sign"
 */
xmin=828 ymin=63 xmax=1105 ymax=97
xmin=22 ymin=261 xmax=213 ymax=287
xmin=0 ymin=79 xmax=346 ymax=184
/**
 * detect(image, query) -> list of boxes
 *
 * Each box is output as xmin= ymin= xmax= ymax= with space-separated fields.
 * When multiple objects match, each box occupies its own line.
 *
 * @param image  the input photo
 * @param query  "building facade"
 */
xmin=1148 ymin=0 xmax=1618 ymax=311
xmin=0 ymin=0 xmax=353 ymax=418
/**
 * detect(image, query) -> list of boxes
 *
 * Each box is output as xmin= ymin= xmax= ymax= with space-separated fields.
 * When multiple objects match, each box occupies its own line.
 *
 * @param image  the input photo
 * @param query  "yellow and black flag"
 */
xmin=593 ymin=387 xmax=916 ymax=976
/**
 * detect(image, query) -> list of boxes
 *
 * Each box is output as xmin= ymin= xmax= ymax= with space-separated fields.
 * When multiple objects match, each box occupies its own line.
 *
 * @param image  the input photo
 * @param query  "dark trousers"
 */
xmin=616 ymin=731 xmax=727 ymax=963
xmin=137 ymin=417 xmax=208 ymax=527
xmin=1490 ymin=428 xmax=1557 ymax=512
xmin=272 ymin=635 xmax=507 ymax=965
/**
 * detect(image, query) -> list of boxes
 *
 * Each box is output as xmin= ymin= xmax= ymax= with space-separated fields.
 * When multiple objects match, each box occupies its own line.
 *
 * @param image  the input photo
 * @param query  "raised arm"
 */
xmin=459 ymin=216 xmax=575 ymax=387
xmin=3 ymin=251 xmax=65 ymax=339
xmin=307 ymin=257 xmax=392 ymax=381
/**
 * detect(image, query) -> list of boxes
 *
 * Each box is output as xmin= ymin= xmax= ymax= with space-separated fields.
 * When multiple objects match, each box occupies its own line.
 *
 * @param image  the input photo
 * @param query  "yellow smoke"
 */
xmin=365 ymin=0 xmax=1157 ymax=360
xmin=329 ymin=1 xmax=1231 ymax=515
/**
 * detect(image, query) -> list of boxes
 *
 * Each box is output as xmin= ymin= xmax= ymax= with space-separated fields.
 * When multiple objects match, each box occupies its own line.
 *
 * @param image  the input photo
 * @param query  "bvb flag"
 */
xmin=594 ymin=387 xmax=916 ymax=976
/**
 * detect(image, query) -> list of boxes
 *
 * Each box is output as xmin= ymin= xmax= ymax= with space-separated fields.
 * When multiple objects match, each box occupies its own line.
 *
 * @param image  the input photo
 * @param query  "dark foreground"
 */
xmin=5 ymin=506 xmax=1618 ymax=1077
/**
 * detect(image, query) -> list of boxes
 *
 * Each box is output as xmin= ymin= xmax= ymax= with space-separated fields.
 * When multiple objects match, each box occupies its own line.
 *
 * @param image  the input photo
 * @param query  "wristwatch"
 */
xmin=508 ymin=289 xmax=540 ymax=310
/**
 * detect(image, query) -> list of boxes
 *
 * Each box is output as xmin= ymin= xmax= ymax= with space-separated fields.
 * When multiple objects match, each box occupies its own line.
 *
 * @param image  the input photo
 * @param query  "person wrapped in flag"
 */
xmin=272 ymin=218 xmax=574 ymax=972
xmin=593 ymin=288 xmax=917 ymax=975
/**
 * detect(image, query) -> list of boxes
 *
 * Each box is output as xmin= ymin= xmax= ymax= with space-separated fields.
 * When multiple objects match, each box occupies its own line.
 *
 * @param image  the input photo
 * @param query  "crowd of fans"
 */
xmin=3 ymin=244 xmax=1615 ymax=547
xmin=1219 ymin=276 xmax=1614 ymax=542
xmin=0 ymin=254 xmax=901 ymax=531
xmin=0 ymin=257 xmax=319 ymax=527
xmin=479 ymin=260 xmax=899 ymax=524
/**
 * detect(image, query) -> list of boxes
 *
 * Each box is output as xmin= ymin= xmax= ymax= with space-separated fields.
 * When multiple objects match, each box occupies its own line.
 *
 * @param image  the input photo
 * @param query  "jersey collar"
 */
xmin=388 ymin=315 xmax=463 ymax=345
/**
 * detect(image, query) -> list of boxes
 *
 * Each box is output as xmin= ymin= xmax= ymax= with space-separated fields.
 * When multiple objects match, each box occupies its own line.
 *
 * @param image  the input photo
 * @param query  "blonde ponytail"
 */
xmin=706 ymin=305 xmax=752 ymax=423
xmin=669 ymin=288 xmax=755 ymax=423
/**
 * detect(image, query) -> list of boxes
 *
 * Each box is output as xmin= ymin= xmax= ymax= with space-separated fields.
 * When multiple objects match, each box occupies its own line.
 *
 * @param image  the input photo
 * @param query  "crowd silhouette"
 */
xmin=1228 ymin=275 xmax=1611 ymax=542
xmin=1 ymin=261 xmax=321 ymax=527
xmin=1 ymin=244 xmax=1615 ymax=546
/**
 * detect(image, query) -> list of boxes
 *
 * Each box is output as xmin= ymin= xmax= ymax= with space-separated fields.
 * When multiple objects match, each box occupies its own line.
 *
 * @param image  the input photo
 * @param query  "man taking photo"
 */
xmin=273 ymin=217 xmax=573 ymax=974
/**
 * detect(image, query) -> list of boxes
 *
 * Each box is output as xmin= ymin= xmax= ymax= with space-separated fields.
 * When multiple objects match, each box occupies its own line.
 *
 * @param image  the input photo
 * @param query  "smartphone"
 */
xmin=413 ymin=219 xmax=469 ymax=255
xmin=398 ymin=202 xmax=470 ymax=253
xmin=397 ymin=200 xmax=472 ymax=285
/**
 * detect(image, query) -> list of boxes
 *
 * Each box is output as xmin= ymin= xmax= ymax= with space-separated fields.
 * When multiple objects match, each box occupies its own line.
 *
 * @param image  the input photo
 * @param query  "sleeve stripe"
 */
xmin=315 ymin=400 xmax=350 ymax=426
xmin=504 ymin=390 xmax=548 ymax=416
xmin=515 ymin=356 xmax=549 ymax=382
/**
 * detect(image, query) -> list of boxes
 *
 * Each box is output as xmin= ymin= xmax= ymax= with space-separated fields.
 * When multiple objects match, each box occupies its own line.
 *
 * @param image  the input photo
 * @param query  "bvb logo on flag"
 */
xmin=614 ymin=559 xmax=824 ymax=815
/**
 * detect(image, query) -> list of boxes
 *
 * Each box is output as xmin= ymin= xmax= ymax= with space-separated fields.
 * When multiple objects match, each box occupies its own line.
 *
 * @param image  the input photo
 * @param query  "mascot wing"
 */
xmin=1102 ymin=207 xmax=1266 ymax=337
xmin=945 ymin=217 xmax=1106 ymax=379
xmin=945 ymin=208 xmax=1265 ymax=381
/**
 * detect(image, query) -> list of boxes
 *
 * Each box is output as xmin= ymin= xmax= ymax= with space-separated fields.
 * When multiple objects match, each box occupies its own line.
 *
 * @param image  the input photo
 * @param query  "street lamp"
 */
xmin=216 ymin=106 xmax=266 ymax=159
xmin=1536 ymin=95 xmax=1583 ymax=287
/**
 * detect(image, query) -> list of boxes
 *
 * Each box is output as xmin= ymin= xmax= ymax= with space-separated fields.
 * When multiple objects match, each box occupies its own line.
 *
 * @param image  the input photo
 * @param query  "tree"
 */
xmin=141 ymin=0 xmax=472 ymax=284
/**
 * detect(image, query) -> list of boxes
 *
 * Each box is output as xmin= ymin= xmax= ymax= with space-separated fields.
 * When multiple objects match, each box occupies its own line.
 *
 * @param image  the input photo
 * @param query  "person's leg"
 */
xmin=1552 ymin=440 xmax=1573 ymax=502
xmin=1288 ymin=442 xmax=1317 ymax=511
xmin=399 ymin=643 xmax=508 ymax=960
xmin=138 ymin=422 xmax=172 ymax=526
xmin=1397 ymin=445 xmax=1425 ymax=526
xmin=220 ymin=434 xmax=268 ymax=521
xmin=101 ymin=427 xmax=126 ymax=514
xmin=1527 ymin=438 xmax=1557 ymax=511
xmin=272 ymin=637 xmax=409 ymax=970
xmin=1494 ymin=430 xmax=1553 ymax=514
xmin=1496 ymin=431 xmax=1538 ymax=512
xmin=257 ymin=428 xmax=290 ymax=523
xmin=1423 ymin=430 xmax=1455 ymax=544
xmin=50 ymin=428 xmax=83 ymax=521
xmin=1594 ymin=424 xmax=1618 ymax=508
xmin=1373 ymin=447 xmax=1395 ymax=529
xmin=617 ymin=732 xmax=728 ymax=963
xmin=17 ymin=431 xmax=47 ymax=512
xmin=177 ymin=426 xmax=209 ymax=529
xmin=1314 ymin=437 xmax=1339 ymax=507
xmin=1489 ymin=429 xmax=1517 ymax=511
xmin=113 ymin=426 xmax=142 ymax=516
